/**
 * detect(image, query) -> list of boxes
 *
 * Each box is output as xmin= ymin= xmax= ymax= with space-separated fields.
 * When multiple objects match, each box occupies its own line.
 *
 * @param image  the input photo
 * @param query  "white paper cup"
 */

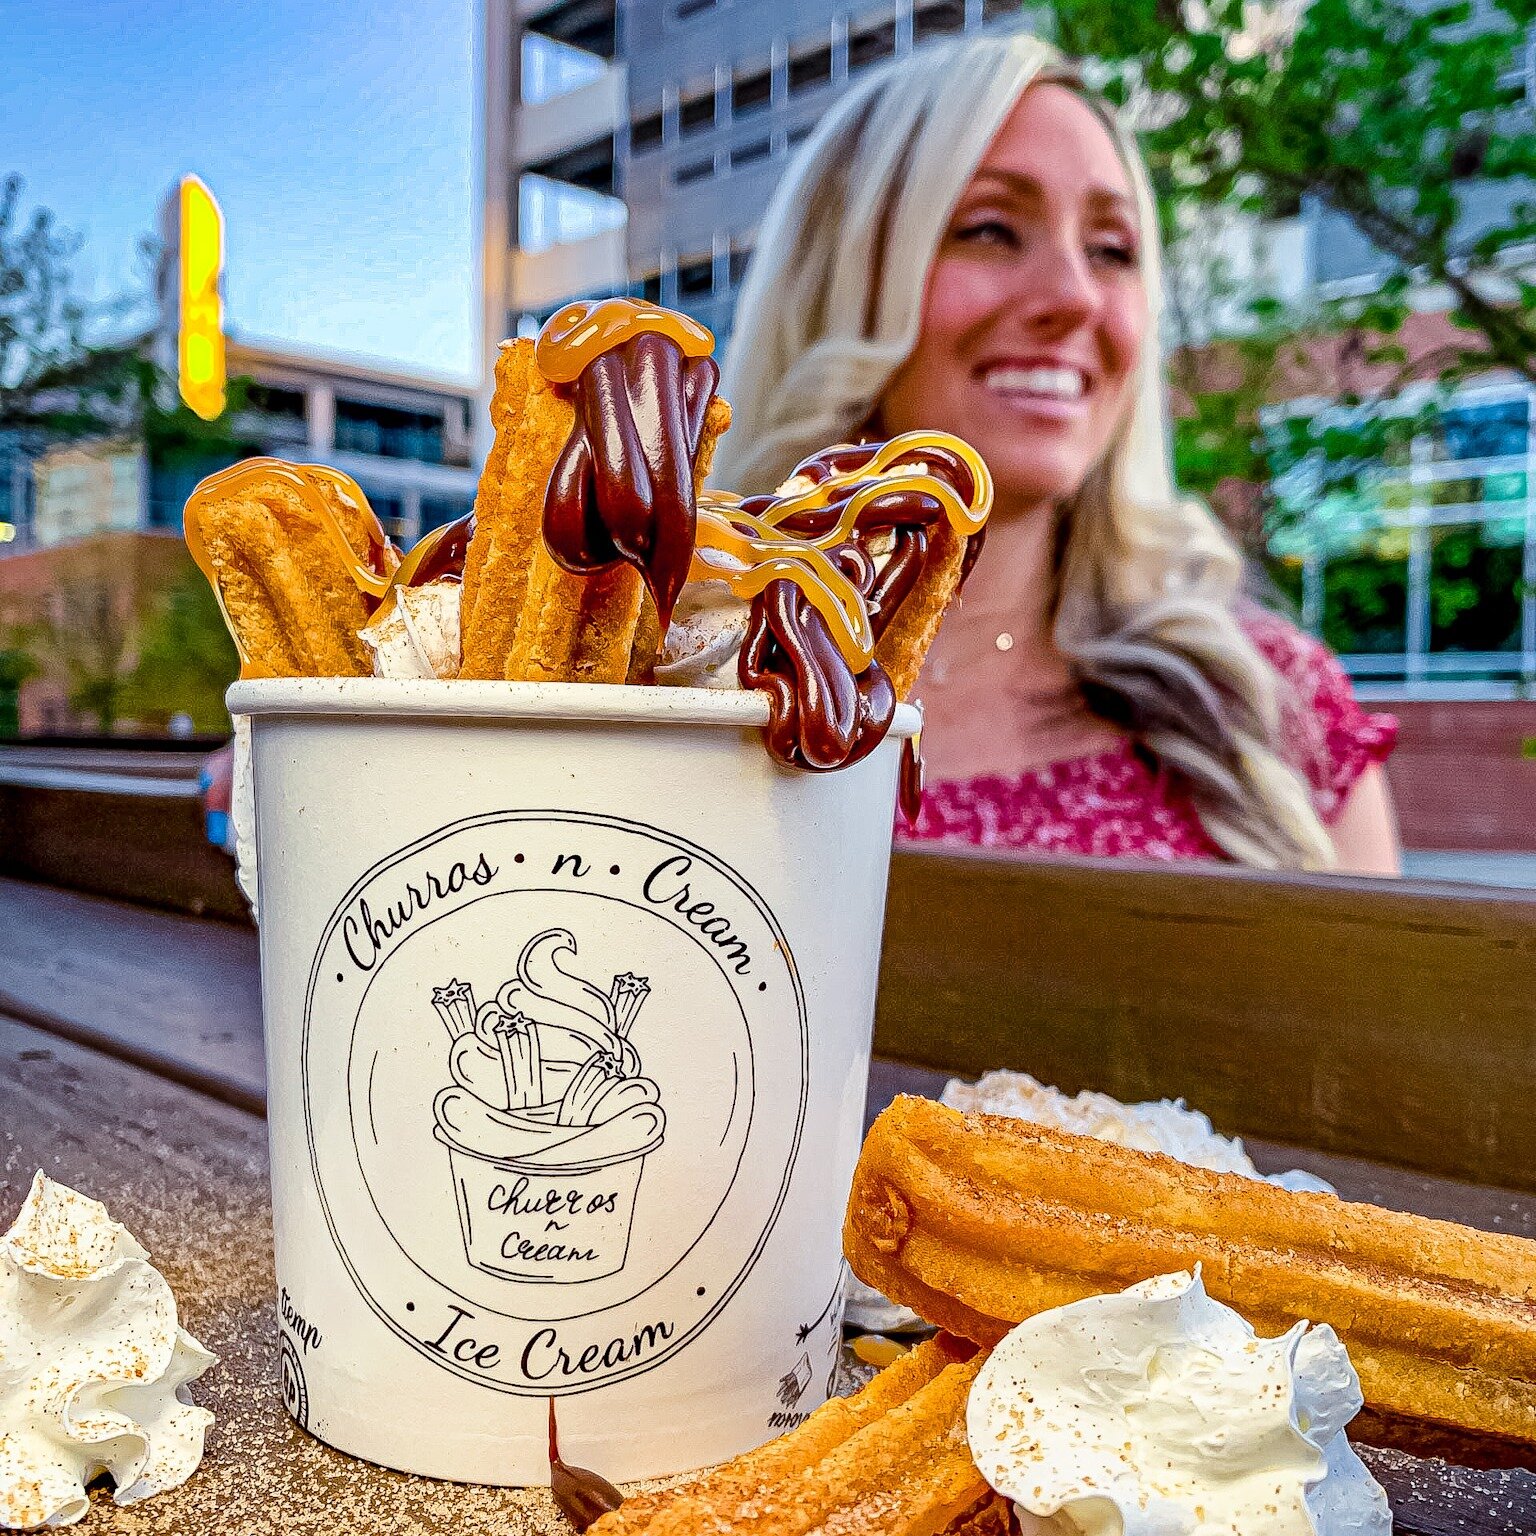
xmin=229 ymin=678 xmax=917 ymax=1485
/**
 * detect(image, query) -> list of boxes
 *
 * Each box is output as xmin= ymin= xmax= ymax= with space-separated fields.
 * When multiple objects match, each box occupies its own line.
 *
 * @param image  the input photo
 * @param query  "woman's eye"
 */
xmin=953 ymin=218 xmax=1016 ymax=248
xmin=1090 ymin=240 xmax=1138 ymax=268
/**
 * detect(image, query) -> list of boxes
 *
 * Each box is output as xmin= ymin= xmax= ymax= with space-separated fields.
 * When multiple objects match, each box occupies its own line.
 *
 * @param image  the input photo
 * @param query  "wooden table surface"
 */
xmin=3 ymin=879 xmax=1535 ymax=1533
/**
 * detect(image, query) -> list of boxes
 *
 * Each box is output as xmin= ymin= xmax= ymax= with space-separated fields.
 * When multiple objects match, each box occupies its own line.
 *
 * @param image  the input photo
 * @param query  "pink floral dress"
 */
xmin=897 ymin=611 xmax=1398 ymax=862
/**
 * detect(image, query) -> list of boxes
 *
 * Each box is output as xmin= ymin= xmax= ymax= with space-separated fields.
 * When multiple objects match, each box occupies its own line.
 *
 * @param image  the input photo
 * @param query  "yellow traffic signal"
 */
xmin=178 ymin=176 xmax=226 ymax=421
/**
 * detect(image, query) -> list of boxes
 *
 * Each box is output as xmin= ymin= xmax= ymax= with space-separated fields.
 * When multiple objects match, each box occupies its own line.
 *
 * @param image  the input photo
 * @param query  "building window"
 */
xmin=731 ymin=137 xmax=772 ymax=170
xmin=788 ymin=43 xmax=833 ymax=95
xmin=677 ymin=258 xmax=714 ymax=298
xmin=244 ymin=384 xmax=306 ymax=420
xmin=631 ymin=107 xmax=665 ymax=151
xmin=849 ymin=15 xmax=898 ymax=73
xmin=520 ymin=32 xmax=606 ymax=105
xmin=674 ymin=0 xmax=717 ymax=17
xmin=335 ymin=401 xmax=445 ymax=464
xmin=518 ymin=173 xmax=626 ymax=254
xmin=732 ymin=61 xmax=773 ymax=116
xmin=914 ymin=0 xmax=967 ymax=41
xmin=1269 ymin=388 xmax=1536 ymax=688
xmin=674 ymin=156 xmax=715 ymax=185
xmin=679 ymin=90 xmax=716 ymax=136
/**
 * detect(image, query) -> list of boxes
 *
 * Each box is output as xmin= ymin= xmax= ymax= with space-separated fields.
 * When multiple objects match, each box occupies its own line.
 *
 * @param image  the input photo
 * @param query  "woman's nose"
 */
xmin=1011 ymin=235 xmax=1099 ymax=334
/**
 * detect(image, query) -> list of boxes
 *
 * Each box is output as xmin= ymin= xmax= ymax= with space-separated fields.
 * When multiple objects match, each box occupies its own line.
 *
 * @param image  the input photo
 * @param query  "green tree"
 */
xmin=0 ymin=174 xmax=143 ymax=445
xmin=0 ymin=643 xmax=37 ymax=738
xmin=1045 ymin=0 xmax=1536 ymax=534
xmin=123 ymin=570 xmax=239 ymax=733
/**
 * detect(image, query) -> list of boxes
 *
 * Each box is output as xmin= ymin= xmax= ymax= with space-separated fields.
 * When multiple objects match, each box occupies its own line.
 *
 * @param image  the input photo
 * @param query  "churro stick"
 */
xmin=184 ymin=460 xmax=393 ymax=677
xmin=875 ymin=523 xmax=967 ymax=702
xmin=596 ymin=1339 xmax=952 ymax=1535
xmin=592 ymin=1340 xmax=987 ymax=1536
xmin=460 ymin=339 xmax=534 ymax=645
xmin=846 ymin=1096 xmax=1536 ymax=1454
xmin=504 ymin=388 xmax=730 ymax=684
xmin=459 ymin=341 xmax=559 ymax=680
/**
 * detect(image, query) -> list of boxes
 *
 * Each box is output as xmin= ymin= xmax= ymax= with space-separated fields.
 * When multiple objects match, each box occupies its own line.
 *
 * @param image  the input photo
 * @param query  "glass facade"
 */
xmin=517 ymin=173 xmax=626 ymax=256
xmin=1272 ymin=387 xmax=1536 ymax=690
xmin=334 ymin=399 xmax=445 ymax=464
xmin=521 ymin=33 xmax=607 ymax=105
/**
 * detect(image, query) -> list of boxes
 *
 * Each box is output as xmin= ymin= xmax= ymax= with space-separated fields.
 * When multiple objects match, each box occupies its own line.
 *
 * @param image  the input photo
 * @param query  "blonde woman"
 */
xmin=717 ymin=31 xmax=1399 ymax=874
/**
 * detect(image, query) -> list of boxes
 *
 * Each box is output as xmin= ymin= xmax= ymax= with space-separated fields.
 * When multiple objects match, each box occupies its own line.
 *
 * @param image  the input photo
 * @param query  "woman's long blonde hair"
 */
xmin=716 ymin=30 xmax=1333 ymax=870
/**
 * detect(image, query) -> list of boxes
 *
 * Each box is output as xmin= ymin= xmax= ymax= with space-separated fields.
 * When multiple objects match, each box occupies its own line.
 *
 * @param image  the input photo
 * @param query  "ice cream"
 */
xmin=360 ymin=580 xmax=463 ymax=680
xmin=966 ymin=1269 xmax=1391 ymax=1536
xmin=431 ymin=930 xmax=666 ymax=1283
xmin=0 ymin=1173 xmax=216 ymax=1530
xmin=653 ymin=573 xmax=752 ymax=688
xmin=941 ymin=1070 xmax=1334 ymax=1193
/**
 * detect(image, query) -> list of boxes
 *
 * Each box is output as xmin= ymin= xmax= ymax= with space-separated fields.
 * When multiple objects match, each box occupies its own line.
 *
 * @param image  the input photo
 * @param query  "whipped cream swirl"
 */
xmin=967 ymin=1270 xmax=1390 ymax=1536
xmin=360 ymin=580 xmax=463 ymax=680
xmin=0 ymin=1174 xmax=216 ymax=1530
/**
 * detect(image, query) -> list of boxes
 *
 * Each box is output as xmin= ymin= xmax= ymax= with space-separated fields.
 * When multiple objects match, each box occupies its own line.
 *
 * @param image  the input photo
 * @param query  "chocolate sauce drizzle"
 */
xmin=899 ymin=735 xmax=924 ymax=828
xmin=739 ymin=543 xmax=898 ymax=771
xmin=548 ymin=1399 xmax=623 ymax=1531
xmin=543 ymin=332 xmax=720 ymax=639
xmin=401 ymin=511 xmax=475 ymax=587
xmin=737 ymin=441 xmax=986 ymax=781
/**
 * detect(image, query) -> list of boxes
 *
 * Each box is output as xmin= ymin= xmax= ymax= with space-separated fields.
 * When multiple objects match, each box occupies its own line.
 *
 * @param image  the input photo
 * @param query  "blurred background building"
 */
xmin=487 ymin=0 xmax=1535 ymax=855
xmin=0 ymin=178 xmax=480 ymax=736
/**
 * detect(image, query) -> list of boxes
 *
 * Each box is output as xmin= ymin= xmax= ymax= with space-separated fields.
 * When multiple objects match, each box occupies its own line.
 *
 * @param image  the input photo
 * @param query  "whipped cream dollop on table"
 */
xmin=0 ymin=1174 xmax=216 ymax=1530
xmin=967 ymin=1269 xmax=1390 ymax=1536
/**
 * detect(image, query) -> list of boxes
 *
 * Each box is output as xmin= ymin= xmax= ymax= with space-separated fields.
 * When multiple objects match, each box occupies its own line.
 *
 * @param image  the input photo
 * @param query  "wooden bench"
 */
xmin=876 ymin=848 xmax=1536 ymax=1191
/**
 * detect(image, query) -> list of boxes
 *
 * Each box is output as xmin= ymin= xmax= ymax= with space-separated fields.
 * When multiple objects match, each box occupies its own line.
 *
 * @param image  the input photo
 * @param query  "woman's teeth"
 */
xmin=983 ymin=366 xmax=1086 ymax=400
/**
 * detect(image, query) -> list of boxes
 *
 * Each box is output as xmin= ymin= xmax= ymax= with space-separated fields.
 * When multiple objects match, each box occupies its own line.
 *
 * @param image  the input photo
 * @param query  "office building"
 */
xmin=492 ymin=0 xmax=1021 ymax=359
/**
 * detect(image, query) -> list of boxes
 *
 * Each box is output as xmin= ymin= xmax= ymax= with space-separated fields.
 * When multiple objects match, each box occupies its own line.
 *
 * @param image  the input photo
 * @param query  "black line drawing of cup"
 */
xmin=430 ymin=929 xmax=666 ymax=1284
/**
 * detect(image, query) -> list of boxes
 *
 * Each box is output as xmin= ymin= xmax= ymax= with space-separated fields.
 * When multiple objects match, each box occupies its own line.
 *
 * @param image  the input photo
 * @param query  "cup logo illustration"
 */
xmin=303 ymin=810 xmax=809 ymax=1396
xmin=430 ymin=930 xmax=667 ymax=1283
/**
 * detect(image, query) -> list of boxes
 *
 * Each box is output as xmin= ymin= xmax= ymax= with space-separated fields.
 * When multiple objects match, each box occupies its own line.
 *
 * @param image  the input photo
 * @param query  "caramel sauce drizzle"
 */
xmin=691 ymin=431 xmax=993 ymax=671
xmin=534 ymin=296 xmax=714 ymax=384
xmin=184 ymin=457 xmax=400 ymax=677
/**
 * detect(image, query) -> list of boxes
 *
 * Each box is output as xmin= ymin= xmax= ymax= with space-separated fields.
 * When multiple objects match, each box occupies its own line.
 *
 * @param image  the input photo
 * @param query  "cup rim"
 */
xmin=228 ymin=677 xmax=921 ymax=737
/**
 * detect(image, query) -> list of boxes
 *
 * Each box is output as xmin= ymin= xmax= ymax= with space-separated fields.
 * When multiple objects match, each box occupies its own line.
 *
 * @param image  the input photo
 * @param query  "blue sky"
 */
xmin=2 ymin=0 xmax=480 ymax=383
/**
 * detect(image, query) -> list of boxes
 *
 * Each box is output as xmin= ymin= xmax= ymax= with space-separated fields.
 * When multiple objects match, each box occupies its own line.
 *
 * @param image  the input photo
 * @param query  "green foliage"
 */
xmin=123 ymin=571 xmax=238 ymax=733
xmin=0 ymin=644 xmax=37 ymax=738
xmin=1044 ymin=0 xmax=1536 ymax=566
xmin=0 ymin=174 xmax=145 ymax=446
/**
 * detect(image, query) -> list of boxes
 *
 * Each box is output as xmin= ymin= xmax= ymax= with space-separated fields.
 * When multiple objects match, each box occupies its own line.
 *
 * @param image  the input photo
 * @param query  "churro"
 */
xmin=183 ymin=458 xmax=397 ymax=677
xmin=590 ymin=1337 xmax=988 ymax=1536
xmin=185 ymin=299 xmax=995 ymax=780
xmin=845 ymin=1096 xmax=1536 ymax=1454
xmin=461 ymin=310 xmax=730 ymax=684
xmin=740 ymin=436 xmax=992 ymax=703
